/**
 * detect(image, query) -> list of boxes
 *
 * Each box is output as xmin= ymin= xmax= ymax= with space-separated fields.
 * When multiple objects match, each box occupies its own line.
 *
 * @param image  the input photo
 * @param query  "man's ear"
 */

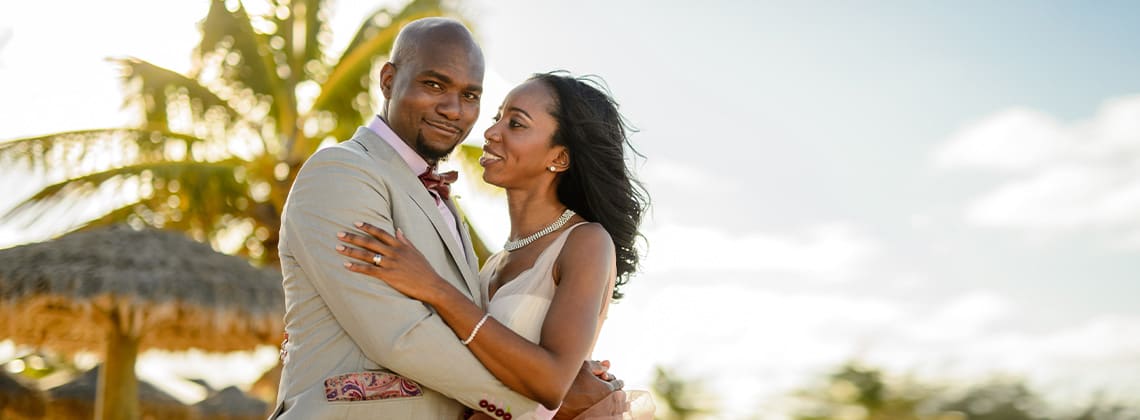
xmin=379 ymin=62 xmax=397 ymax=99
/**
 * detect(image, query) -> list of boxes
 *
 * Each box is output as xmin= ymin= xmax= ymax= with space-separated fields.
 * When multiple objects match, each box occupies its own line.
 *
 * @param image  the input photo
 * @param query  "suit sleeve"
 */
xmin=281 ymin=148 xmax=545 ymax=418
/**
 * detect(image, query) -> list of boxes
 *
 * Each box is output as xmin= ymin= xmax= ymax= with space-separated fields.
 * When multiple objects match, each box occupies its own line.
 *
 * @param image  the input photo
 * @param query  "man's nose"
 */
xmin=437 ymin=93 xmax=462 ymax=120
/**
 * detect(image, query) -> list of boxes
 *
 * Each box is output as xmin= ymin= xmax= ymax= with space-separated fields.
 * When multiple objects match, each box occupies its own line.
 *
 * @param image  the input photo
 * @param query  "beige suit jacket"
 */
xmin=271 ymin=127 xmax=542 ymax=419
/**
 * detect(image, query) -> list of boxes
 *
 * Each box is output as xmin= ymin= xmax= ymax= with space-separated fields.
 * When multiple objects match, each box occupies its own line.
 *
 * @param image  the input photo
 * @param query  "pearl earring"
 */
xmin=548 ymin=166 xmax=557 ymax=172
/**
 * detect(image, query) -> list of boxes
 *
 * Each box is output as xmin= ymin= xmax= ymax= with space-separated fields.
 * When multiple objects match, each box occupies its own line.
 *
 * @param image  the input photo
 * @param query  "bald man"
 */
xmin=272 ymin=18 xmax=615 ymax=419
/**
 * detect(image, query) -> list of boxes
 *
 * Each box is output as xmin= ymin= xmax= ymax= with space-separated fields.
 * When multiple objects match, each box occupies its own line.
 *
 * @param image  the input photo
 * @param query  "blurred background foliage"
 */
xmin=653 ymin=365 xmax=719 ymax=420
xmin=783 ymin=362 xmax=1138 ymax=420
xmin=0 ymin=0 xmax=494 ymax=266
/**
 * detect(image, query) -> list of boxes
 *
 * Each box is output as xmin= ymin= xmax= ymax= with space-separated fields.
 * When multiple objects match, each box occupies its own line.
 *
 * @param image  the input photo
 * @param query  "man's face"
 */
xmin=382 ymin=43 xmax=484 ymax=163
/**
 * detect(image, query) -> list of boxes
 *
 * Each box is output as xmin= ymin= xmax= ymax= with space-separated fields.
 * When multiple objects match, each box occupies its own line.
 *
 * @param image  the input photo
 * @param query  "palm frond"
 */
xmin=113 ymin=57 xmax=243 ymax=128
xmin=275 ymin=0 xmax=330 ymax=82
xmin=0 ymin=0 xmax=480 ymax=267
xmin=0 ymin=129 xmax=211 ymax=174
xmin=196 ymin=0 xmax=291 ymax=118
xmin=4 ymin=159 xmax=251 ymax=225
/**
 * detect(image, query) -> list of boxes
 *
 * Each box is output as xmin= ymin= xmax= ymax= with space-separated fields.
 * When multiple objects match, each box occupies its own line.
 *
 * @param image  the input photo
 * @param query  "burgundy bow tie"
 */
xmin=419 ymin=167 xmax=459 ymax=200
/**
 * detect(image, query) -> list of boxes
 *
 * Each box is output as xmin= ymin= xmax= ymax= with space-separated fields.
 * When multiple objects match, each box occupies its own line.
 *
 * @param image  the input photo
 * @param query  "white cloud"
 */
xmin=933 ymin=94 xmax=1140 ymax=243
xmin=641 ymin=222 xmax=880 ymax=281
xmin=594 ymin=285 xmax=1139 ymax=418
xmin=964 ymin=164 xmax=1140 ymax=231
xmin=934 ymin=108 xmax=1071 ymax=171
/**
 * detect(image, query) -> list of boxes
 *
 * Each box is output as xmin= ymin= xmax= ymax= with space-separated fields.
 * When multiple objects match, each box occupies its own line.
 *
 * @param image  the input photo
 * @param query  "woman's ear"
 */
xmin=549 ymin=147 xmax=570 ymax=173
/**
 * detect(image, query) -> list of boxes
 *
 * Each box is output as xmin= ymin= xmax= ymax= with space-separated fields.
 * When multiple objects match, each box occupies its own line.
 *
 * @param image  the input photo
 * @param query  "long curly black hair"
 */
xmin=530 ymin=71 xmax=648 ymax=300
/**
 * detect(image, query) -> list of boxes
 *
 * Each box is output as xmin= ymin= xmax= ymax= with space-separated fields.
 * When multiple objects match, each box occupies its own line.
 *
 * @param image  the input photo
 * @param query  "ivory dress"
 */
xmin=479 ymin=223 xmax=654 ymax=419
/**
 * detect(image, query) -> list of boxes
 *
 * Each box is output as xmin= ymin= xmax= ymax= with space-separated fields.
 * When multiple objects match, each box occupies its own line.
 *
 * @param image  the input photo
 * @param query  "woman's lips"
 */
xmin=479 ymin=147 xmax=502 ymax=167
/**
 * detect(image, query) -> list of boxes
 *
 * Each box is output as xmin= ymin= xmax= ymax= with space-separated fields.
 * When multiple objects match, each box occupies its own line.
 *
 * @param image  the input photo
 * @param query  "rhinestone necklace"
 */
xmin=503 ymin=209 xmax=576 ymax=251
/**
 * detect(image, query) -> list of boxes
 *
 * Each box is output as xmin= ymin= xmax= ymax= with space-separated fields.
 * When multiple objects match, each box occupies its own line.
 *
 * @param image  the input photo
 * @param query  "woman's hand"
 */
xmin=336 ymin=221 xmax=450 ymax=303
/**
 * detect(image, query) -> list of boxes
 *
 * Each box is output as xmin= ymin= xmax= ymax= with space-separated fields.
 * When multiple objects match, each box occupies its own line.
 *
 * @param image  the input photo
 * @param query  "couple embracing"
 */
xmin=271 ymin=17 xmax=651 ymax=420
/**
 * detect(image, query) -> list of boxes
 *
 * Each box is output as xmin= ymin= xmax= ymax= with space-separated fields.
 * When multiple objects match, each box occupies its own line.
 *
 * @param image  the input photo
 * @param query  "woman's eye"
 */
xmin=509 ymin=119 xmax=523 ymax=128
xmin=491 ymin=115 xmax=501 ymax=122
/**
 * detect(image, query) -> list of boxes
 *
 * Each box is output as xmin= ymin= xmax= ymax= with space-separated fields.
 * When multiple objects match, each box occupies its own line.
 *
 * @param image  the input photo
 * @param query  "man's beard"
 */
xmin=415 ymin=131 xmax=459 ymax=164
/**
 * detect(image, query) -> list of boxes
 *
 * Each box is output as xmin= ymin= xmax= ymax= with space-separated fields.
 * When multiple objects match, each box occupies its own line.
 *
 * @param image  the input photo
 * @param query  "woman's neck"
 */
xmin=505 ymin=188 xmax=566 ymax=241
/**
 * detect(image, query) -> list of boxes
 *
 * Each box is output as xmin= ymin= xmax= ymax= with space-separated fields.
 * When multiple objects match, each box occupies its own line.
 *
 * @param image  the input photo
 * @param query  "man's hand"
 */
xmin=553 ymin=360 xmax=624 ymax=420
xmin=588 ymin=360 xmax=615 ymax=381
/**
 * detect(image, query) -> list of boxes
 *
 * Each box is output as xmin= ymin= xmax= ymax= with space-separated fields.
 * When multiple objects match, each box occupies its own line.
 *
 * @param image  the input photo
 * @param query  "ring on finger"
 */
xmin=372 ymin=253 xmax=383 ymax=266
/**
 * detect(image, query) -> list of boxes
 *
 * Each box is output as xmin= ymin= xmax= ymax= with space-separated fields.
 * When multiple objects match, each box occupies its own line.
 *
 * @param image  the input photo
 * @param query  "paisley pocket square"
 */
xmin=324 ymin=371 xmax=423 ymax=402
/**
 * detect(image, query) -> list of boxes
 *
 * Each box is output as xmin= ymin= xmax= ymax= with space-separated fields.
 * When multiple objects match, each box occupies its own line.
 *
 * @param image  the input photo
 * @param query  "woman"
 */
xmin=336 ymin=71 xmax=651 ymax=418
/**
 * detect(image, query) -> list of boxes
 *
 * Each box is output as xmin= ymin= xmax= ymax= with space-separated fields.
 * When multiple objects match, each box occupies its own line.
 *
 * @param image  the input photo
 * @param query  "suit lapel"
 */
xmin=446 ymin=198 xmax=483 ymax=304
xmin=351 ymin=128 xmax=479 ymax=297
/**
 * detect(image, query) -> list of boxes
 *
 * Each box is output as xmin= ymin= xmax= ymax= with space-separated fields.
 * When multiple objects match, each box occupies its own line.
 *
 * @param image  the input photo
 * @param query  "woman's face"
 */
xmin=480 ymin=80 xmax=565 ymax=188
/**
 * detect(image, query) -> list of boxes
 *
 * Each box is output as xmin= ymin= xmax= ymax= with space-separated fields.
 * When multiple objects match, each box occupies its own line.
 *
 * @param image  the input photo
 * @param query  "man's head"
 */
xmin=379 ymin=18 xmax=484 ymax=164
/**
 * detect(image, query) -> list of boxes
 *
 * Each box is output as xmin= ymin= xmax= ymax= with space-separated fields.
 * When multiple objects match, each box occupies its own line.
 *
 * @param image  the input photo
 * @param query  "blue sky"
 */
xmin=3 ymin=1 xmax=1140 ymax=418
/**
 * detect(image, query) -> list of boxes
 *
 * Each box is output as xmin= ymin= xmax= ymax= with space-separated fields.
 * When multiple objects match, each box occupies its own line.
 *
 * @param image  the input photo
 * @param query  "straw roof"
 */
xmin=0 ymin=224 xmax=284 ymax=354
xmin=192 ymin=386 xmax=269 ymax=420
xmin=0 ymin=370 xmax=46 ymax=418
xmin=45 ymin=365 xmax=190 ymax=420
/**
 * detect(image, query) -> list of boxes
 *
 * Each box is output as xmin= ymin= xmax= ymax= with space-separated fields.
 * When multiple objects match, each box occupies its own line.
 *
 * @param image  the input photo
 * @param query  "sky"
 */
xmin=3 ymin=0 xmax=1140 ymax=418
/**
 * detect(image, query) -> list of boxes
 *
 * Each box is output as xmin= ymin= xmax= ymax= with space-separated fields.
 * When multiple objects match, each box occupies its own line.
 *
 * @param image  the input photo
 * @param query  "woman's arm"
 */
xmin=336 ymin=222 xmax=615 ymax=409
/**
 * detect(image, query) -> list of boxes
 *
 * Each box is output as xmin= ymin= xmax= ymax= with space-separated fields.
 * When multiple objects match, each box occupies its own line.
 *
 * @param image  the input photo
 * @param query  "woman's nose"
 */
xmin=484 ymin=125 xmax=500 ymax=142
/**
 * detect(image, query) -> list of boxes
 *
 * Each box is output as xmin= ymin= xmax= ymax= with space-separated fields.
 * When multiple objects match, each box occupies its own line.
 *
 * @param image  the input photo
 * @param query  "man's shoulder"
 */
xmin=303 ymin=139 xmax=370 ymax=166
xmin=297 ymin=138 xmax=402 ymax=178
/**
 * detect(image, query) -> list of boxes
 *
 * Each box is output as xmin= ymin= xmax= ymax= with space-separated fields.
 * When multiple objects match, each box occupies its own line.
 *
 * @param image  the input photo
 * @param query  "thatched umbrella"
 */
xmin=0 ymin=370 xmax=46 ymax=419
xmin=45 ymin=365 xmax=190 ymax=420
xmin=0 ymin=225 xmax=284 ymax=420
xmin=192 ymin=386 xmax=268 ymax=420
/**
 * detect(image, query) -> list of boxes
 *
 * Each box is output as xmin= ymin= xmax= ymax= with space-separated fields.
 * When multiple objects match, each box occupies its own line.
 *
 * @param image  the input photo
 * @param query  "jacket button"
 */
xmin=479 ymin=400 xmax=489 ymax=408
xmin=496 ymin=409 xmax=506 ymax=417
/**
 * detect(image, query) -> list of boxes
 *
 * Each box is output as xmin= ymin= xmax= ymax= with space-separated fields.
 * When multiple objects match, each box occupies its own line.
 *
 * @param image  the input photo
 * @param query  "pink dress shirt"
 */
xmin=366 ymin=116 xmax=465 ymax=255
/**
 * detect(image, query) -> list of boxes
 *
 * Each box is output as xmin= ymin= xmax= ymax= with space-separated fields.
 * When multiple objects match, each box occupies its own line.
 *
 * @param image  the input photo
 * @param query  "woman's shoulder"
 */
xmin=559 ymin=222 xmax=615 ymax=261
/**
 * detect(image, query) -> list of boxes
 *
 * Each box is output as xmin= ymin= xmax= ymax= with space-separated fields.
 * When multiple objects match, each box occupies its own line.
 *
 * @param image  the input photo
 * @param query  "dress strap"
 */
xmin=534 ymin=222 xmax=591 ymax=264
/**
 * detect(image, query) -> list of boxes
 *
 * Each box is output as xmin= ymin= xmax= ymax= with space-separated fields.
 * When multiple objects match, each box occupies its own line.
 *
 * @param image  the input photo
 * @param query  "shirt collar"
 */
xmin=366 ymin=115 xmax=430 ymax=175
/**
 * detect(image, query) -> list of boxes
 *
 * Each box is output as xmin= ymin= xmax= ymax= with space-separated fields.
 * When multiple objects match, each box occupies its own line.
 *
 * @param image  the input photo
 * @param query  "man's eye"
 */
xmin=425 ymin=81 xmax=442 ymax=89
xmin=464 ymin=92 xmax=480 ymax=101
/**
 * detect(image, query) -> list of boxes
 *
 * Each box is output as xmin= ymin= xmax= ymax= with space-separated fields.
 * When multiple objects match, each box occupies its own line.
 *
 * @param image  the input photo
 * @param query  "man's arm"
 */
xmin=282 ymin=148 xmax=543 ymax=417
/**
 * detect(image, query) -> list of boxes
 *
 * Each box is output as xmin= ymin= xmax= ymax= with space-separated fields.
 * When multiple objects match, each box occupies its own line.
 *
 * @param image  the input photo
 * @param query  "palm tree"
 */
xmin=0 ymin=0 xmax=491 ymax=266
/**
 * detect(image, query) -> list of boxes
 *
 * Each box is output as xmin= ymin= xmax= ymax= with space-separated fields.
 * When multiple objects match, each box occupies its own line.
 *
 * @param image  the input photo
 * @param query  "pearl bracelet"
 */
xmin=463 ymin=314 xmax=491 ymax=345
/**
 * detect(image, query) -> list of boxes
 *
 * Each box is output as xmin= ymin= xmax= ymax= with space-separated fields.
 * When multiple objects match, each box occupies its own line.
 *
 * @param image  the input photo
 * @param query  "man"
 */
xmin=271 ymin=18 xmax=618 ymax=419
